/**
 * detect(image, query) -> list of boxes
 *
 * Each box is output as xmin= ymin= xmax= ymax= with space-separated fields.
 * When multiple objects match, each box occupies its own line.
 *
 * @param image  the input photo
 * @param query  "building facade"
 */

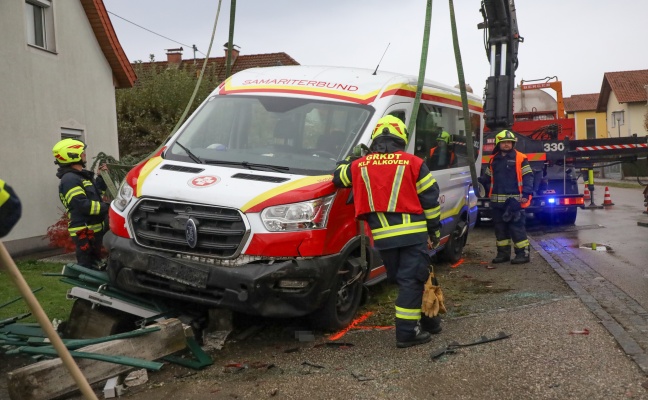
xmin=596 ymin=70 xmax=648 ymax=138
xmin=0 ymin=0 xmax=134 ymax=255
xmin=564 ymin=94 xmax=607 ymax=140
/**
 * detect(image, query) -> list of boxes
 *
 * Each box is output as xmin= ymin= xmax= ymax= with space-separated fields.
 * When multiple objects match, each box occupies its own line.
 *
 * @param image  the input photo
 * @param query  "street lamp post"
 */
xmin=611 ymin=110 xmax=625 ymax=137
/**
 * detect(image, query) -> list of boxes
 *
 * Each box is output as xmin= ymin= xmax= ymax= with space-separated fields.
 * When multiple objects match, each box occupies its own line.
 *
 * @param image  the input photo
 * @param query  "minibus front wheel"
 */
xmin=309 ymin=252 xmax=365 ymax=331
xmin=441 ymin=219 xmax=468 ymax=263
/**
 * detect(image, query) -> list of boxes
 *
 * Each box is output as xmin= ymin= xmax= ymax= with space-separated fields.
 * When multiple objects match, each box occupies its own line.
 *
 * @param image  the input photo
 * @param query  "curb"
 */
xmin=529 ymin=236 xmax=648 ymax=374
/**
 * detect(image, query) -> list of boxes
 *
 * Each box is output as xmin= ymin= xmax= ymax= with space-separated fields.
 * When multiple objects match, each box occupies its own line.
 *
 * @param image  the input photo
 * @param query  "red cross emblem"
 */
xmin=188 ymin=175 xmax=220 ymax=188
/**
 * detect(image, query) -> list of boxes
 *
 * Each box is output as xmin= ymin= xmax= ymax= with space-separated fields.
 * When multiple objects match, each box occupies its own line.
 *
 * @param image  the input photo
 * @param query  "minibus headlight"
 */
xmin=113 ymin=181 xmax=134 ymax=212
xmin=261 ymin=195 xmax=335 ymax=232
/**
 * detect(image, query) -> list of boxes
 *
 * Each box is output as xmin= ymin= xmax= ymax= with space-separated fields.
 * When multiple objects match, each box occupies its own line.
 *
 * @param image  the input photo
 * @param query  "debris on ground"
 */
xmin=431 ymin=331 xmax=511 ymax=360
xmin=103 ymin=375 xmax=125 ymax=398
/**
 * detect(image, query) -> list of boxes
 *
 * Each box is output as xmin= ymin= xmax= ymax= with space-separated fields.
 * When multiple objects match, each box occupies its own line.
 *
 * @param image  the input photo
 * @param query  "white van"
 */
xmin=105 ymin=66 xmax=483 ymax=330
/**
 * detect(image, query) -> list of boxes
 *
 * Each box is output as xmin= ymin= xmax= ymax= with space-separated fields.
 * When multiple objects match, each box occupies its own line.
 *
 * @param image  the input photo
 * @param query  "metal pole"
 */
xmin=588 ymin=169 xmax=596 ymax=206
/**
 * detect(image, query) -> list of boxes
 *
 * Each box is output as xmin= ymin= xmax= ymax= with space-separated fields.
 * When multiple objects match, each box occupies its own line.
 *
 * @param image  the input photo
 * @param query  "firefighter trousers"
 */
xmin=492 ymin=206 xmax=529 ymax=249
xmin=379 ymin=242 xmax=430 ymax=341
xmin=72 ymin=227 xmax=106 ymax=269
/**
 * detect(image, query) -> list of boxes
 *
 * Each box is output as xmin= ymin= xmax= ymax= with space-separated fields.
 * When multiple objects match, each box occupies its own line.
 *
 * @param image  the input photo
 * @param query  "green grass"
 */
xmin=0 ymin=260 xmax=72 ymax=323
xmin=600 ymin=181 xmax=645 ymax=189
xmin=360 ymin=281 xmax=399 ymax=326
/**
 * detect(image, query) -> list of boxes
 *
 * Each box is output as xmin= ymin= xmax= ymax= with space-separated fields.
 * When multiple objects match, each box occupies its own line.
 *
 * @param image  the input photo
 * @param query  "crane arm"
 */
xmin=479 ymin=0 xmax=524 ymax=132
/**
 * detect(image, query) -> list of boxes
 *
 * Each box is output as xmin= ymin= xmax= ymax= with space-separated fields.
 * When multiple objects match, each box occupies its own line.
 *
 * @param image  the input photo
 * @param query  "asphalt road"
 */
xmin=542 ymin=184 xmax=648 ymax=309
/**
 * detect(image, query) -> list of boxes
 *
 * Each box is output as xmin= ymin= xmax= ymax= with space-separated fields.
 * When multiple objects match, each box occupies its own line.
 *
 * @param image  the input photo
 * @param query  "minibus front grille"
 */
xmin=130 ymin=199 xmax=248 ymax=258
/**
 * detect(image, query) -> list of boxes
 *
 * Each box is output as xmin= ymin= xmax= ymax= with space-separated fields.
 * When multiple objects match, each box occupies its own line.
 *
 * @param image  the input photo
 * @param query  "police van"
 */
xmin=105 ymin=65 xmax=483 ymax=330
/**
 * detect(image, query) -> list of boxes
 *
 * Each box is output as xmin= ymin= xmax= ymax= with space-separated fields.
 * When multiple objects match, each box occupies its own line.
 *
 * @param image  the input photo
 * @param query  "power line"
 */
xmin=107 ymin=11 xmax=206 ymax=56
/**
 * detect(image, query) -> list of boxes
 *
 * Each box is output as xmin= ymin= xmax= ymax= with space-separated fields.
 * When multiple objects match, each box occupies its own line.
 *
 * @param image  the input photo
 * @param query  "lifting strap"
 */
xmin=449 ymin=0 xmax=480 ymax=191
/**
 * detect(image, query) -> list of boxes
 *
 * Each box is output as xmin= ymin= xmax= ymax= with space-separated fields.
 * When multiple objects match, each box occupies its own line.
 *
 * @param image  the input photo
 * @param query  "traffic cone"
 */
xmin=583 ymin=185 xmax=591 ymax=201
xmin=603 ymin=186 xmax=615 ymax=206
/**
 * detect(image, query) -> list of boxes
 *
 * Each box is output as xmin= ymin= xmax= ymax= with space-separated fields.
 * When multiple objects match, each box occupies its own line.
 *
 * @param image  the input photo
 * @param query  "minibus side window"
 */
xmin=415 ymin=104 xmax=454 ymax=171
xmin=414 ymin=104 xmax=481 ymax=171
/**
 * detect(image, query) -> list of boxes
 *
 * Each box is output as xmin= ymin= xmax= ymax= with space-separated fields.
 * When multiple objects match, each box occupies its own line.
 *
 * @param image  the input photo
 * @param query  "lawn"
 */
xmin=601 ymin=181 xmax=645 ymax=189
xmin=0 ymin=260 xmax=73 ymax=323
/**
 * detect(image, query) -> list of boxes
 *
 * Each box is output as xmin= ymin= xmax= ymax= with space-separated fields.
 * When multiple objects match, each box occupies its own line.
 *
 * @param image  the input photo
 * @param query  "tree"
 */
xmin=115 ymin=62 xmax=221 ymax=158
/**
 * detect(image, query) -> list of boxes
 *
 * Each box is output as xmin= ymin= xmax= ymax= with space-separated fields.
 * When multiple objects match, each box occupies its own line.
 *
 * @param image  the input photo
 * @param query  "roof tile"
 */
xmin=137 ymin=52 xmax=300 ymax=82
xmin=604 ymin=69 xmax=648 ymax=103
xmin=564 ymin=93 xmax=599 ymax=112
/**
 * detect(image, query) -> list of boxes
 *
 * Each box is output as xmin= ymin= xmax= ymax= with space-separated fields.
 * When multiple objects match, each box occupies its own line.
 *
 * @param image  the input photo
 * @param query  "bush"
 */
xmin=623 ymin=158 xmax=648 ymax=177
xmin=46 ymin=209 xmax=75 ymax=253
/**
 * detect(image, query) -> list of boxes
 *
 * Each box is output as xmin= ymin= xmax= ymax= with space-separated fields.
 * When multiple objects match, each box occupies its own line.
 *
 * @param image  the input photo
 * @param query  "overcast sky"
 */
xmin=103 ymin=0 xmax=648 ymax=99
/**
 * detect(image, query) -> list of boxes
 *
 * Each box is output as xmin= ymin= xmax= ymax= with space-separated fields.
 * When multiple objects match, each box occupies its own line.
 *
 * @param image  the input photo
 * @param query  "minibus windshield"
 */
xmin=166 ymin=95 xmax=373 ymax=175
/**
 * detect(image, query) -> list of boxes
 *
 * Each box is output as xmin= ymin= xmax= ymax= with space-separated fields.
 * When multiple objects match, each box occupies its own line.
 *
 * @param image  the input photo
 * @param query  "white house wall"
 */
xmin=0 ymin=1 xmax=120 ymax=255
xmin=605 ymin=90 xmax=648 ymax=138
xmin=627 ymin=104 xmax=648 ymax=136
xmin=605 ymin=91 xmax=627 ymax=138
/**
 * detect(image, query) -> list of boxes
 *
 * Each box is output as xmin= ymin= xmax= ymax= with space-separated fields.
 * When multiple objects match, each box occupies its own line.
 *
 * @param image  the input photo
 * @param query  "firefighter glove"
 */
xmin=422 ymin=271 xmax=447 ymax=317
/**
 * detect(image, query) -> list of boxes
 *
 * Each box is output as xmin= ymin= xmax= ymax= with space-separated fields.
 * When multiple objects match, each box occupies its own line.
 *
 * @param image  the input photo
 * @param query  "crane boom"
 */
xmin=479 ymin=0 xmax=523 ymax=132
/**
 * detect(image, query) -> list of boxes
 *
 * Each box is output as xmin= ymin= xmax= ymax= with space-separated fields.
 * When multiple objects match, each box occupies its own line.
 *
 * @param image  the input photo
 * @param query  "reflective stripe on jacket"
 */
xmin=350 ymin=151 xmax=424 ymax=215
xmin=333 ymin=151 xmax=441 ymax=250
xmin=487 ymin=150 xmax=533 ymax=208
xmin=57 ymin=168 xmax=108 ymax=236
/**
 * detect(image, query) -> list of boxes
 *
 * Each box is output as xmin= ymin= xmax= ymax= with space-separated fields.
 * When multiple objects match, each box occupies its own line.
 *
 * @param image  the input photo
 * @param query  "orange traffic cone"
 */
xmin=603 ymin=186 xmax=615 ymax=206
xmin=583 ymin=185 xmax=591 ymax=201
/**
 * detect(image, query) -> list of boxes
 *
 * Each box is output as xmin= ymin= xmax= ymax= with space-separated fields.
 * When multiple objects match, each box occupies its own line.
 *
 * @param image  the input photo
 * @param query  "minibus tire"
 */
xmin=441 ymin=220 xmax=467 ymax=264
xmin=309 ymin=255 xmax=364 ymax=332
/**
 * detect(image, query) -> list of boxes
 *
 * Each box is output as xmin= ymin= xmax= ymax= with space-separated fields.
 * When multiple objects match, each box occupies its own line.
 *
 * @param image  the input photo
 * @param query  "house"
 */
xmin=596 ymin=69 xmax=648 ymax=138
xmin=0 ymin=0 xmax=135 ymax=256
xmin=140 ymin=44 xmax=300 ymax=82
xmin=564 ymin=94 xmax=606 ymax=140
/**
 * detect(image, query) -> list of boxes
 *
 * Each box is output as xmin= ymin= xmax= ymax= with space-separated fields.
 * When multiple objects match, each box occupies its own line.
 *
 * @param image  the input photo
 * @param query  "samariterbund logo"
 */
xmin=188 ymin=176 xmax=220 ymax=188
xmin=242 ymin=79 xmax=359 ymax=92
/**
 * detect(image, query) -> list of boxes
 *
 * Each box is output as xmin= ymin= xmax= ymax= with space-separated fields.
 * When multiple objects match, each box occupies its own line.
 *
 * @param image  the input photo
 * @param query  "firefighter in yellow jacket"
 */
xmin=333 ymin=115 xmax=442 ymax=348
xmin=481 ymin=130 xmax=534 ymax=264
xmin=0 ymin=179 xmax=22 ymax=238
xmin=52 ymin=139 xmax=110 ymax=269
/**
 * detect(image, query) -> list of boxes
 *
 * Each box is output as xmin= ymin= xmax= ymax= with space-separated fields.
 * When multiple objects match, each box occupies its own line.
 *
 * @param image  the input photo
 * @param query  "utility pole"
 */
xmin=225 ymin=0 xmax=237 ymax=79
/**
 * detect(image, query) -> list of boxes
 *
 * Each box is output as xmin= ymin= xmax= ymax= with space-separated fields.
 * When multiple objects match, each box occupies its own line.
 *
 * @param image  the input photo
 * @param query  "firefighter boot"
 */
xmin=511 ymin=246 xmax=530 ymax=264
xmin=396 ymin=325 xmax=432 ymax=348
xmin=491 ymin=246 xmax=511 ymax=264
xmin=420 ymin=315 xmax=442 ymax=334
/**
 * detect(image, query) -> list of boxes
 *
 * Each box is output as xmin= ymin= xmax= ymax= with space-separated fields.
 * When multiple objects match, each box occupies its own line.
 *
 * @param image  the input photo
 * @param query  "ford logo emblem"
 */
xmin=185 ymin=218 xmax=199 ymax=249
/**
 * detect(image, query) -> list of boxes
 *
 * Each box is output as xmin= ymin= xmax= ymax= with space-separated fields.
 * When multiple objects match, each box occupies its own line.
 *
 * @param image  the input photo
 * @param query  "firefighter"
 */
xmin=0 ymin=179 xmax=22 ymax=238
xmin=52 ymin=138 xmax=109 ymax=269
xmin=481 ymin=130 xmax=534 ymax=264
xmin=427 ymin=131 xmax=456 ymax=171
xmin=333 ymin=115 xmax=442 ymax=348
